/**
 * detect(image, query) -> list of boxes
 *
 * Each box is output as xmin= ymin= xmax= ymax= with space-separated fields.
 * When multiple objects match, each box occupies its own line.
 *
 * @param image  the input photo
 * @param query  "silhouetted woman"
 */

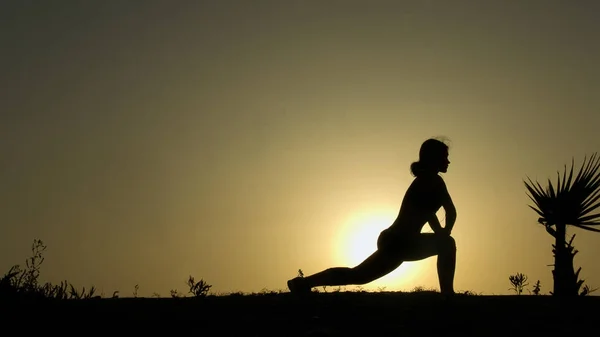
xmin=287 ymin=138 xmax=457 ymax=295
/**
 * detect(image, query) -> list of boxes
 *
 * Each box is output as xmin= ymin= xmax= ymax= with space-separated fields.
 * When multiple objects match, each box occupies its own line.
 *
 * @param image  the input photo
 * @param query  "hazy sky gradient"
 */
xmin=2 ymin=0 xmax=599 ymax=296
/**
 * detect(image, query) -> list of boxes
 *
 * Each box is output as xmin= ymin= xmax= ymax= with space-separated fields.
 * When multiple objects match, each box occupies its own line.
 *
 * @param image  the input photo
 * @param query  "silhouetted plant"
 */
xmin=1 ymin=239 xmax=51 ymax=299
xmin=69 ymin=284 xmax=97 ymax=299
xmin=532 ymin=280 xmax=542 ymax=295
xmin=410 ymin=286 xmax=438 ymax=293
xmin=461 ymin=290 xmax=481 ymax=296
xmin=257 ymin=288 xmax=282 ymax=296
xmin=187 ymin=276 xmax=212 ymax=297
xmin=0 ymin=239 xmax=48 ymax=294
xmin=580 ymin=284 xmax=598 ymax=296
xmin=1 ymin=239 xmax=105 ymax=300
xmin=39 ymin=280 xmax=69 ymax=299
xmin=508 ymin=273 xmax=529 ymax=295
xmin=0 ymin=265 xmax=21 ymax=295
xmin=524 ymin=153 xmax=600 ymax=296
xmin=133 ymin=284 xmax=139 ymax=298
xmin=546 ymin=233 xmax=589 ymax=296
xmin=23 ymin=239 xmax=46 ymax=291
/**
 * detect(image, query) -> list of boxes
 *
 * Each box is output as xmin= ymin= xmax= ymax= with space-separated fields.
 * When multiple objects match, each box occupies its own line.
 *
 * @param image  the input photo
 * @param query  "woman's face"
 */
xmin=437 ymin=150 xmax=450 ymax=173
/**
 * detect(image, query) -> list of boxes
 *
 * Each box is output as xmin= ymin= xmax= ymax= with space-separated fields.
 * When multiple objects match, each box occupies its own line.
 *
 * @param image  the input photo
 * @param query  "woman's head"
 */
xmin=410 ymin=138 xmax=451 ymax=177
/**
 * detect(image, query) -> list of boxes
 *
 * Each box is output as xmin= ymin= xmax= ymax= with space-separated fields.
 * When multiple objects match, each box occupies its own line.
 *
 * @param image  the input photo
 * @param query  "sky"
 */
xmin=1 ymin=0 xmax=599 ymax=297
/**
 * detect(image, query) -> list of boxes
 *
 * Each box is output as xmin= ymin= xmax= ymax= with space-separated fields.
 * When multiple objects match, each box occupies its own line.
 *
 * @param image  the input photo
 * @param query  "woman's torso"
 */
xmin=387 ymin=175 xmax=444 ymax=235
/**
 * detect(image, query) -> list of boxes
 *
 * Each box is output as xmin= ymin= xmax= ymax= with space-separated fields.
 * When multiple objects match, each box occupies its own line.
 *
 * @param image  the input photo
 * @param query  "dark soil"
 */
xmin=4 ymin=291 xmax=598 ymax=336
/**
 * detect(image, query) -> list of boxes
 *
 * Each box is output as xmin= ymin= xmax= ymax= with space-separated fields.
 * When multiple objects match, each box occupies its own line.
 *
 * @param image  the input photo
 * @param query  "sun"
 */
xmin=333 ymin=209 xmax=430 ymax=291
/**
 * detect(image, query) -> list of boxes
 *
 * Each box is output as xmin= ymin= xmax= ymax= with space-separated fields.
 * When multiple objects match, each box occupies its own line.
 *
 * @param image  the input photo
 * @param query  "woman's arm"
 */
xmin=427 ymin=213 xmax=444 ymax=234
xmin=438 ymin=178 xmax=457 ymax=234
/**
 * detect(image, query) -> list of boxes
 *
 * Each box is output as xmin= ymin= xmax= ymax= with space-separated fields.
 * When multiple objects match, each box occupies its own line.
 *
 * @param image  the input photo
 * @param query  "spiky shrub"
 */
xmin=508 ymin=272 xmax=529 ymax=295
xmin=187 ymin=276 xmax=212 ymax=297
xmin=524 ymin=153 xmax=600 ymax=296
xmin=1 ymin=239 xmax=99 ymax=300
xmin=532 ymin=280 xmax=542 ymax=295
xmin=1 ymin=239 xmax=50 ymax=299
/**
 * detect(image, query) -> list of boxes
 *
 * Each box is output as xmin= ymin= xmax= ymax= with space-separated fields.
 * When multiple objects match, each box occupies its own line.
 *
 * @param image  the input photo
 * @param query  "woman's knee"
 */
xmin=439 ymin=235 xmax=456 ymax=252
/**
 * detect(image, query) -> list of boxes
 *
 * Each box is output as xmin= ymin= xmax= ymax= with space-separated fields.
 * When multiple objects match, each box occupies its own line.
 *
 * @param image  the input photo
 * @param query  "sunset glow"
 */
xmin=2 ymin=1 xmax=599 ymax=297
xmin=334 ymin=210 xmax=427 ymax=291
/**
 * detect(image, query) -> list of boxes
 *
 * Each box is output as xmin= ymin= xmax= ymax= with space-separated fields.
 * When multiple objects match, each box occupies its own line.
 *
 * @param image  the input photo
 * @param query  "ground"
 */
xmin=4 ymin=291 xmax=598 ymax=336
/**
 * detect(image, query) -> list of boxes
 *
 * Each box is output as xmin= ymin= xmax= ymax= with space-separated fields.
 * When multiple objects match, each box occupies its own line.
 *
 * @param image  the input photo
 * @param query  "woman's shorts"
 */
xmin=376 ymin=229 xmax=419 ymax=255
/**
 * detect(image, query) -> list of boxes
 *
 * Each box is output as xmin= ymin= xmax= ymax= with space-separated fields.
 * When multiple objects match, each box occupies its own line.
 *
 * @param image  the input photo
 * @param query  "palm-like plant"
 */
xmin=524 ymin=153 xmax=600 ymax=296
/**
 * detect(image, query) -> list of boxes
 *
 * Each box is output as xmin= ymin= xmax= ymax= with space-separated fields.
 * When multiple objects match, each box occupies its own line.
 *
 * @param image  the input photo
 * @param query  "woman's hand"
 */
xmin=438 ymin=227 xmax=452 ymax=237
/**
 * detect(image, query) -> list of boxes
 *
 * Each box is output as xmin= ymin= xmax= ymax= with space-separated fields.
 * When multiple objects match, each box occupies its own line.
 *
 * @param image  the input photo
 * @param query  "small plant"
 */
xmin=1 ymin=239 xmax=48 ymax=294
xmin=532 ymin=280 xmax=542 ymax=295
xmin=580 ymin=284 xmax=598 ymax=296
xmin=509 ymin=272 xmax=529 ymax=295
xmin=257 ymin=288 xmax=280 ymax=296
xmin=410 ymin=286 xmax=437 ymax=293
xmin=133 ymin=284 xmax=139 ymax=298
xmin=68 ymin=284 xmax=97 ymax=299
xmin=170 ymin=289 xmax=180 ymax=298
xmin=1 ymin=239 xmax=102 ymax=300
xmin=1 ymin=239 xmax=56 ymax=299
xmin=40 ymin=280 xmax=69 ymax=299
xmin=187 ymin=275 xmax=212 ymax=297
xmin=23 ymin=239 xmax=46 ymax=291
xmin=461 ymin=290 xmax=480 ymax=296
